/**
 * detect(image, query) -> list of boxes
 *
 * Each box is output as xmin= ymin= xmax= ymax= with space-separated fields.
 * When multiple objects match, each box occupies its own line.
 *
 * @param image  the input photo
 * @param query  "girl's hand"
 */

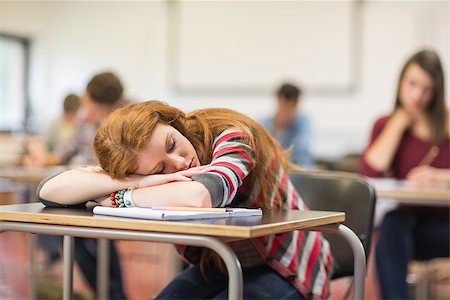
xmin=176 ymin=165 xmax=210 ymax=177
xmin=406 ymin=165 xmax=450 ymax=184
xmin=22 ymin=139 xmax=48 ymax=167
xmin=97 ymin=196 xmax=112 ymax=207
xmin=131 ymin=165 xmax=209 ymax=189
xmin=391 ymin=107 xmax=414 ymax=131
xmin=406 ymin=165 xmax=438 ymax=184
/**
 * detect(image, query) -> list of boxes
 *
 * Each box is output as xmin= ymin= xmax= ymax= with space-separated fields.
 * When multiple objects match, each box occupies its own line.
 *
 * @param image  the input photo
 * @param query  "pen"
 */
xmin=419 ymin=146 xmax=439 ymax=166
xmin=150 ymin=206 xmax=231 ymax=212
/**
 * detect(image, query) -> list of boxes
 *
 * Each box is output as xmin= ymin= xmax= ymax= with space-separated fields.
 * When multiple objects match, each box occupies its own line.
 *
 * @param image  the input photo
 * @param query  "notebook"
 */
xmin=93 ymin=206 xmax=262 ymax=221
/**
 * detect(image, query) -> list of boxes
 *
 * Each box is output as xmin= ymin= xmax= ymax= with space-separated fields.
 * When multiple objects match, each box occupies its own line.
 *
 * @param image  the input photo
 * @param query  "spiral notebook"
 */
xmin=93 ymin=206 xmax=262 ymax=221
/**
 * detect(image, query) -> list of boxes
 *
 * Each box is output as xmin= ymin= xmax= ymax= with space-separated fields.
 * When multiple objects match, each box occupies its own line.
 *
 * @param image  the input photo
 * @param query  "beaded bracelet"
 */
xmin=118 ymin=189 xmax=126 ymax=207
xmin=110 ymin=188 xmax=134 ymax=208
xmin=110 ymin=192 xmax=119 ymax=208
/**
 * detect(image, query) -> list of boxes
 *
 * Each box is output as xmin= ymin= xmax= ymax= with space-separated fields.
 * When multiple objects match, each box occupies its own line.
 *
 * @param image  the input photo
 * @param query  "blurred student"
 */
xmin=260 ymin=82 xmax=314 ymax=167
xmin=24 ymin=72 xmax=125 ymax=166
xmin=23 ymin=94 xmax=80 ymax=167
xmin=32 ymin=71 xmax=128 ymax=299
xmin=45 ymin=93 xmax=81 ymax=151
xmin=359 ymin=49 xmax=449 ymax=299
xmin=32 ymin=94 xmax=80 ymax=269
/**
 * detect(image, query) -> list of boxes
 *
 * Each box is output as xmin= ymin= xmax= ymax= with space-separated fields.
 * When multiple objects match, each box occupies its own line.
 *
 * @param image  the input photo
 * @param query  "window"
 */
xmin=0 ymin=34 xmax=30 ymax=132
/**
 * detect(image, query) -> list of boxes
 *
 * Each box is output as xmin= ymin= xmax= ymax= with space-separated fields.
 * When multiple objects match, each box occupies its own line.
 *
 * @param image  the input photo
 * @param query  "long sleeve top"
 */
xmin=359 ymin=116 xmax=450 ymax=179
xmin=182 ymin=128 xmax=332 ymax=299
xmin=260 ymin=113 xmax=315 ymax=167
xmin=54 ymin=114 xmax=98 ymax=165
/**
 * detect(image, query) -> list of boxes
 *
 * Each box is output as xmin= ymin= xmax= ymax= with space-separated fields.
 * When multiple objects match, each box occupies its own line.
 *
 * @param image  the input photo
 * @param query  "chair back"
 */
xmin=290 ymin=170 xmax=376 ymax=279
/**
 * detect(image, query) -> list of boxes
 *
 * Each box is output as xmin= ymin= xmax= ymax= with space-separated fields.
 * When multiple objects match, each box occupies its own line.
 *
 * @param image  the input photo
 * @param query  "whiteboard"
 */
xmin=169 ymin=1 xmax=358 ymax=94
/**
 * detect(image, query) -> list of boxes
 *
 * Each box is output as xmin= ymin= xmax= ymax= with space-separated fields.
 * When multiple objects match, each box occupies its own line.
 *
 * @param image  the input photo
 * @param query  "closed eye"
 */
xmin=168 ymin=137 xmax=176 ymax=153
xmin=155 ymin=137 xmax=175 ymax=174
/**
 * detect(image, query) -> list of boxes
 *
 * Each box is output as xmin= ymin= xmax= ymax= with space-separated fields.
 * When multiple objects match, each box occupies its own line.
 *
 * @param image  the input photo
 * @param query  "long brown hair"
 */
xmin=394 ymin=49 xmax=447 ymax=144
xmin=94 ymin=100 xmax=295 ymax=208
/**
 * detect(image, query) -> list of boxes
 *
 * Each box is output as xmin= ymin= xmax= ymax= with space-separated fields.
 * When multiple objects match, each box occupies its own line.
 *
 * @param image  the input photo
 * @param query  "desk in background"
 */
xmin=369 ymin=178 xmax=449 ymax=207
xmin=0 ymin=165 xmax=68 ymax=205
xmin=369 ymin=179 xmax=450 ymax=299
xmin=0 ymin=203 xmax=366 ymax=300
xmin=369 ymin=177 xmax=449 ymax=228
xmin=0 ymin=166 xmax=67 ymax=182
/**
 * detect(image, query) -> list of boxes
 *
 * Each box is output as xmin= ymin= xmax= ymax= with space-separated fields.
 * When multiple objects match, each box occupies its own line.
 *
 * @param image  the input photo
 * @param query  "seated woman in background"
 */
xmin=359 ymin=49 xmax=450 ymax=299
xmin=38 ymin=100 xmax=333 ymax=300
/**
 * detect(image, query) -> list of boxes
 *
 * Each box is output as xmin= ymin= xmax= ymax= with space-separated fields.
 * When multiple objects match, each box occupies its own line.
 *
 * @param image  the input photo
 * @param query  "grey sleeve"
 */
xmin=36 ymin=172 xmax=87 ymax=208
xmin=191 ymin=173 xmax=224 ymax=208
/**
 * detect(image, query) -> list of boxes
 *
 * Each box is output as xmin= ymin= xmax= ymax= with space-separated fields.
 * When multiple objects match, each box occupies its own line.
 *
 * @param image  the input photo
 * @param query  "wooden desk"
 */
xmin=0 ymin=203 xmax=364 ymax=300
xmin=0 ymin=166 xmax=68 ymax=206
xmin=0 ymin=166 xmax=67 ymax=182
xmin=370 ymin=178 xmax=450 ymax=207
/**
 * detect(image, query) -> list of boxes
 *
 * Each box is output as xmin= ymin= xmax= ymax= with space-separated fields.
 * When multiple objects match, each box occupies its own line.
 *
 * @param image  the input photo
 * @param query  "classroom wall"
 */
xmin=0 ymin=1 xmax=448 ymax=159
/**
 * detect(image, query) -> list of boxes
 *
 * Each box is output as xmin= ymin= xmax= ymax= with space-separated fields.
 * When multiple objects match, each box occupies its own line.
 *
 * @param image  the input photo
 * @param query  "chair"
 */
xmin=289 ymin=170 xmax=377 ymax=282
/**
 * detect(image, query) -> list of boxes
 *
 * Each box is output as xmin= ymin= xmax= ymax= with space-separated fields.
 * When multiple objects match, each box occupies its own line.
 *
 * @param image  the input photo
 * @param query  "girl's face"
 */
xmin=135 ymin=124 xmax=200 ymax=175
xmin=399 ymin=63 xmax=434 ymax=115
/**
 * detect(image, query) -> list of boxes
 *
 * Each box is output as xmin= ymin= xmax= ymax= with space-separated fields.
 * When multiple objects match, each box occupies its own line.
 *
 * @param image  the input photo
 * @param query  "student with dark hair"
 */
xmin=260 ymin=82 xmax=314 ymax=167
xmin=27 ymin=71 xmax=128 ymax=299
xmin=24 ymin=71 xmax=125 ymax=166
xmin=86 ymin=71 xmax=124 ymax=105
xmin=359 ymin=49 xmax=450 ymax=299
xmin=29 ymin=93 xmax=81 ymax=273
xmin=44 ymin=93 xmax=81 ymax=152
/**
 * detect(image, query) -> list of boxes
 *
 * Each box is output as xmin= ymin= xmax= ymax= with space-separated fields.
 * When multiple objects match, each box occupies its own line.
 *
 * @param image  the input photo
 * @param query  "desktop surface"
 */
xmin=0 ymin=202 xmax=345 ymax=239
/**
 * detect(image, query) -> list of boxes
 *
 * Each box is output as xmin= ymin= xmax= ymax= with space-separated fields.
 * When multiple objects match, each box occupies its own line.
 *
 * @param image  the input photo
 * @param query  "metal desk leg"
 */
xmin=63 ymin=235 xmax=74 ymax=300
xmin=27 ymin=233 xmax=37 ymax=300
xmin=313 ymin=224 xmax=366 ymax=300
xmin=0 ymin=222 xmax=243 ymax=300
xmin=97 ymin=238 xmax=109 ymax=300
xmin=204 ymin=239 xmax=243 ymax=299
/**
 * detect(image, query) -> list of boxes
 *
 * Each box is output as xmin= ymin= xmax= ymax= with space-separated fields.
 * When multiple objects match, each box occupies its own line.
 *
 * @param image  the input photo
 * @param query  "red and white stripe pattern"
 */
xmin=204 ymin=129 xmax=255 ymax=207
xmin=180 ymin=128 xmax=333 ymax=299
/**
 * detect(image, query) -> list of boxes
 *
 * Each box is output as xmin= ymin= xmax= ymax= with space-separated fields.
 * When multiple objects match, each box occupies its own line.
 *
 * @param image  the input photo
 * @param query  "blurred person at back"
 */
xmin=25 ymin=71 xmax=125 ymax=166
xmin=359 ymin=49 xmax=449 ymax=299
xmin=260 ymin=82 xmax=315 ymax=167
xmin=45 ymin=93 xmax=80 ymax=152
xmin=31 ymin=71 xmax=128 ymax=299
xmin=30 ymin=93 xmax=80 ymax=272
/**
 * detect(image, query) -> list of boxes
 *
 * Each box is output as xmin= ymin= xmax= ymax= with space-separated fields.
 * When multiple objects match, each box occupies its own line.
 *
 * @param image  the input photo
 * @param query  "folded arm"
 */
xmin=38 ymin=165 xmax=211 ymax=207
xmin=363 ymin=110 xmax=412 ymax=173
xmin=38 ymin=166 xmax=139 ymax=205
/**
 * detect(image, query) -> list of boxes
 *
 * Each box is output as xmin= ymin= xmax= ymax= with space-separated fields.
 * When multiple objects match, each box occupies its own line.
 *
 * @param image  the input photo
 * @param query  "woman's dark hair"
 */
xmin=394 ymin=49 xmax=447 ymax=144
